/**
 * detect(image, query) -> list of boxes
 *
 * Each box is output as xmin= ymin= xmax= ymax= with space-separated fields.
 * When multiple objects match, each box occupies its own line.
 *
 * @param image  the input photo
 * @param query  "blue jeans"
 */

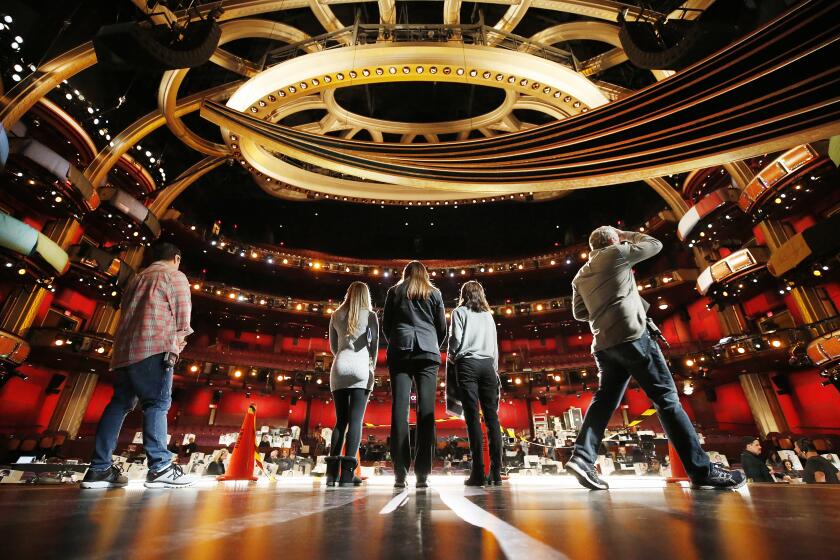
xmin=90 ymin=353 xmax=174 ymax=472
xmin=572 ymin=332 xmax=711 ymax=480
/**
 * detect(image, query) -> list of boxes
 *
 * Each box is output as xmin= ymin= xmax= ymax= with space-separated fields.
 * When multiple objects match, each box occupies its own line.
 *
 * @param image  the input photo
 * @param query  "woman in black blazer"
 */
xmin=382 ymin=261 xmax=447 ymax=488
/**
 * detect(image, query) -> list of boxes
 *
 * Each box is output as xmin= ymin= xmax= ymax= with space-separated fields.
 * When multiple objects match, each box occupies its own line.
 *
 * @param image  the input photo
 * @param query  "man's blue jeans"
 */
xmin=90 ymin=353 xmax=174 ymax=472
xmin=572 ymin=332 xmax=711 ymax=480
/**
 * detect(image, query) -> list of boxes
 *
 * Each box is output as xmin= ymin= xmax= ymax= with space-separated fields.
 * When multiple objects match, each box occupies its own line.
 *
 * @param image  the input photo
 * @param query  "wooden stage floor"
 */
xmin=2 ymin=475 xmax=838 ymax=560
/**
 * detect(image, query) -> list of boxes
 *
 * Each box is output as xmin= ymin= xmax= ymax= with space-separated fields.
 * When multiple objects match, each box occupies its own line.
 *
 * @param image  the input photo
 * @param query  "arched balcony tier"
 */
xmin=738 ymin=144 xmax=837 ymax=220
xmin=0 ymin=329 xmax=31 ymax=371
xmin=91 ymin=187 xmax=161 ymax=246
xmin=4 ymin=134 xmax=99 ymax=218
xmin=26 ymin=328 xmax=113 ymax=375
xmin=696 ymin=247 xmax=772 ymax=303
xmin=677 ymin=187 xmax=748 ymax=247
xmin=63 ymin=244 xmax=136 ymax=302
xmin=0 ymin=213 xmax=69 ymax=285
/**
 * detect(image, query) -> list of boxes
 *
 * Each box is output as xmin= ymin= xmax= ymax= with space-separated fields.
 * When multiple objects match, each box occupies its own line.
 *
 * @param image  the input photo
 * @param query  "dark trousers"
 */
xmin=330 ymin=388 xmax=370 ymax=459
xmin=91 ymin=353 xmax=173 ymax=472
xmin=573 ymin=332 xmax=711 ymax=480
xmin=456 ymin=357 xmax=503 ymax=475
xmin=389 ymin=359 xmax=438 ymax=479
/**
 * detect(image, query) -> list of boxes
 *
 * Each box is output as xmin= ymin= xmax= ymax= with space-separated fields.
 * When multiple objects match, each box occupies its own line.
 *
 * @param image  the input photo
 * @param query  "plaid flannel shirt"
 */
xmin=110 ymin=261 xmax=193 ymax=370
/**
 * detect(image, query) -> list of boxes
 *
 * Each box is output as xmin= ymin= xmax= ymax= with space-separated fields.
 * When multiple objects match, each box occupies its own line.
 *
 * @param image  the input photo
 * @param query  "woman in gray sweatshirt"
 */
xmin=326 ymin=281 xmax=378 ymax=487
xmin=447 ymin=280 xmax=502 ymax=486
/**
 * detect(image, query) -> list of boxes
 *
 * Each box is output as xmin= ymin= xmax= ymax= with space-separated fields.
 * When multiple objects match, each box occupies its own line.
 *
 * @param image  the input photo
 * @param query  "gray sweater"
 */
xmin=447 ymin=306 xmax=498 ymax=370
xmin=572 ymin=231 xmax=662 ymax=352
xmin=329 ymin=307 xmax=379 ymax=391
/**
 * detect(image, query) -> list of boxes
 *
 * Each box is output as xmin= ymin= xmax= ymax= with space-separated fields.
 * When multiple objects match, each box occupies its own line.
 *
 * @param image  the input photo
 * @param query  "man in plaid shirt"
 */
xmin=82 ymin=242 xmax=196 ymax=489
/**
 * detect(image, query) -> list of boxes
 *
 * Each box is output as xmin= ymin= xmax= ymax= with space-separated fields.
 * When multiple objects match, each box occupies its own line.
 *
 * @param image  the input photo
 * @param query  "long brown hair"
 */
xmin=338 ymin=281 xmax=372 ymax=338
xmin=398 ymin=261 xmax=435 ymax=300
xmin=458 ymin=280 xmax=491 ymax=312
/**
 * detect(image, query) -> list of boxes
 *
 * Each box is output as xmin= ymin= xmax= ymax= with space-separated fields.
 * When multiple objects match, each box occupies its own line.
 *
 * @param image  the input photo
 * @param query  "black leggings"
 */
xmin=456 ymin=357 xmax=503 ymax=474
xmin=329 ymin=388 xmax=370 ymax=458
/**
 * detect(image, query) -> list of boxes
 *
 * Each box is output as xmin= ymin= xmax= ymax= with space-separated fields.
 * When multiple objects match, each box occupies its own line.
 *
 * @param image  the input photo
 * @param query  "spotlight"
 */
xmin=771 ymin=340 xmax=782 ymax=348
xmin=514 ymin=378 xmax=522 ymax=385
xmin=685 ymin=359 xmax=694 ymax=367
xmin=190 ymin=365 xmax=199 ymax=373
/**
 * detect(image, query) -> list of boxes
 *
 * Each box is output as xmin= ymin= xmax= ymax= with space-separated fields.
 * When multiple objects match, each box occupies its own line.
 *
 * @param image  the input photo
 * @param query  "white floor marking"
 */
xmin=435 ymin=488 xmax=570 ymax=560
xmin=379 ymin=489 xmax=410 ymax=514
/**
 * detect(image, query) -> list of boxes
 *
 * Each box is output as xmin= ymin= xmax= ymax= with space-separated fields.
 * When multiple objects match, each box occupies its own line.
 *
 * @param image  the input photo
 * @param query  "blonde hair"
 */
xmin=339 ymin=281 xmax=373 ymax=338
xmin=398 ymin=261 xmax=434 ymax=300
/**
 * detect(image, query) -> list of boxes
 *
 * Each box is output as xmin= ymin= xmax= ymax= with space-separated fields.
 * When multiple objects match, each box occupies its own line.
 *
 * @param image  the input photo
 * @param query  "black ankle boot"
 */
xmin=325 ymin=456 xmax=340 ymax=487
xmin=338 ymin=456 xmax=362 ymax=487
xmin=464 ymin=469 xmax=485 ymax=487
xmin=488 ymin=466 xmax=503 ymax=486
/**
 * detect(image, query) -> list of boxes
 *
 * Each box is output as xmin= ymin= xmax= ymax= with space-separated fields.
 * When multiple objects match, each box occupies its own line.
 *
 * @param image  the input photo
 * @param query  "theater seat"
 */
xmin=813 ymin=438 xmax=831 ymax=452
xmin=776 ymin=437 xmax=794 ymax=450
xmin=18 ymin=437 xmax=38 ymax=454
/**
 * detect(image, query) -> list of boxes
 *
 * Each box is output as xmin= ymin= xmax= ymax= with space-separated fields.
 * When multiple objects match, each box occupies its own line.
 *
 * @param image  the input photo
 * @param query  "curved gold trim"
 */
xmin=150 ymin=157 xmax=226 ymax=215
xmin=0 ymin=42 xmax=97 ymax=129
xmin=158 ymin=19 xmax=315 ymax=157
xmin=86 ymin=81 xmax=241 ymax=187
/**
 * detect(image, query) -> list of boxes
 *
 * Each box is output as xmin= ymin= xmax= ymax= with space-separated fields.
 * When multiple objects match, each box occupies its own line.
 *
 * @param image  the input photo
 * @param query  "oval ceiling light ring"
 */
xmin=158 ymin=18 xmax=316 ymax=157
xmin=316 ymin=88 xmax=525 ymax=137
xmin=222 ymin=43 xmax=607 ymax=197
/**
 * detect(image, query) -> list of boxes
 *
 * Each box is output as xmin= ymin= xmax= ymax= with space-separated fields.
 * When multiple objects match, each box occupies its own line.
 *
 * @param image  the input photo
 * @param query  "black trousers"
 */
xmin=573 ymin=332 xmax=711 ymax=480
xmin=330 ymin=388 xmax=370 ymax=459
xmin=456 ymin=357 xmax=503 ymax=475
xmin=389 ymin=359 xmax=438 ymax=478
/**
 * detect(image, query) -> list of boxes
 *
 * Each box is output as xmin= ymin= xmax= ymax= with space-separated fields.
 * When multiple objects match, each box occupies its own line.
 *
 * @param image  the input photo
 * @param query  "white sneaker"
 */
xmin=144 ymin=464 xmax=196 ymax=488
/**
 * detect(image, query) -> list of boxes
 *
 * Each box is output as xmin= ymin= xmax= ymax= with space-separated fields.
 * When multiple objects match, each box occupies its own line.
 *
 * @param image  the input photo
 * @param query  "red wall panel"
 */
xmin=776 ymin=369 xmax=840 ymax=435
xmin=0 ymin=365 xmax=58 ymax=431
xmin=710 ymin=381 xmax=756 ymax=434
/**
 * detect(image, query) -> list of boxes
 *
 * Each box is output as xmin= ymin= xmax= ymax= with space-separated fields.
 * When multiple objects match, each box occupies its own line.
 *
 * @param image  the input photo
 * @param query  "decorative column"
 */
xmin=738 ymin=373 xmax=790 ymax=437
xmin=47 ymin=371 xmax=98 ymax=438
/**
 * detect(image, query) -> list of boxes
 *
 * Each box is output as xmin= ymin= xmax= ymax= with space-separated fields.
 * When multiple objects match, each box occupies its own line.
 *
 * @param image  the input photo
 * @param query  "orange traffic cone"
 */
xmin=666 ymin=442 xmax=689 ymax=483
xmin=217 ymin=404 xmax=259 ymax=481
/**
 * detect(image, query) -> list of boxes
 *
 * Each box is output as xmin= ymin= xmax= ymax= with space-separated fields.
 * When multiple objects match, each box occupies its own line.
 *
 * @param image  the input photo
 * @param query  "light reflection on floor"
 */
xmin=3 ymin=473 xmax=832 ymax=560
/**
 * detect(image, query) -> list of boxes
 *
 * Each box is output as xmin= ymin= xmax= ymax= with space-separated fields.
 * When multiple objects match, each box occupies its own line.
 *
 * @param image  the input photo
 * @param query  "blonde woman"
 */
xmin=325 ymin=281 xmax=378 ymax=487
xmin=383 ymin=261 xmax=446 ymax=488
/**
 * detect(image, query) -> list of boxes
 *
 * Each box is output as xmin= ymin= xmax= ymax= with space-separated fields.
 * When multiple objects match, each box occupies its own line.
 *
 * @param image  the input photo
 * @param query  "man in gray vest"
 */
xmin=564 ymin=226 xmax=745 ymax=491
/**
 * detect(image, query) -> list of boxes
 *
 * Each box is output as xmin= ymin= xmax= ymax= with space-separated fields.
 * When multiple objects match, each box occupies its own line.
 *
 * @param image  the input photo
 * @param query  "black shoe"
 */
xmin=464 ymin=474 xmax=485 ymax=487
xmin=338 ymin=456 xmax=362 ymax=487
xmin=325 ymin=456 xmax=340 ymax=487
xmin=488 ymin=467 xmax=503 ymax=486
xmin=394 ymin=478 xmax=407 ymax=489
xmin=81 ymin=465 xmax=127 ymax=489
xmin=415 ymin=475 xmax=429 ymax=489
xmin=566 ymin=456 xmax=609 ymax=490
xmin=145 ymin=463 xmax=196 ymax=489
xmin=691 ymin=463 xmax=746 ymax=490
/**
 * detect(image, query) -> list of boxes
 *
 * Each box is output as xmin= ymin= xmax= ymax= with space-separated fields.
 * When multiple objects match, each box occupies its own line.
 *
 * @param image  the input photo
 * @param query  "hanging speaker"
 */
xmin=771 ymin=374 xmax=792 ymax=395
xmin=93 ymin=18 xmax=221 ymax=71
xmin=291 ymin=395 xmax=298 ymax=405
xmin=618 ymin=11 xmax=739 ymax=71
xmin=704 ymin=388 xmax=717 ymax=402
xmin=45 ymin=374 xmax=66 ymax=395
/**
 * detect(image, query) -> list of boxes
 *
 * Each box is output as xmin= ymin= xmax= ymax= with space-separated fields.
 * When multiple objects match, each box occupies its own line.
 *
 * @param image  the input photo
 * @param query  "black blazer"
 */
xmin=382 ymin=283 xmax=447 ymax=362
